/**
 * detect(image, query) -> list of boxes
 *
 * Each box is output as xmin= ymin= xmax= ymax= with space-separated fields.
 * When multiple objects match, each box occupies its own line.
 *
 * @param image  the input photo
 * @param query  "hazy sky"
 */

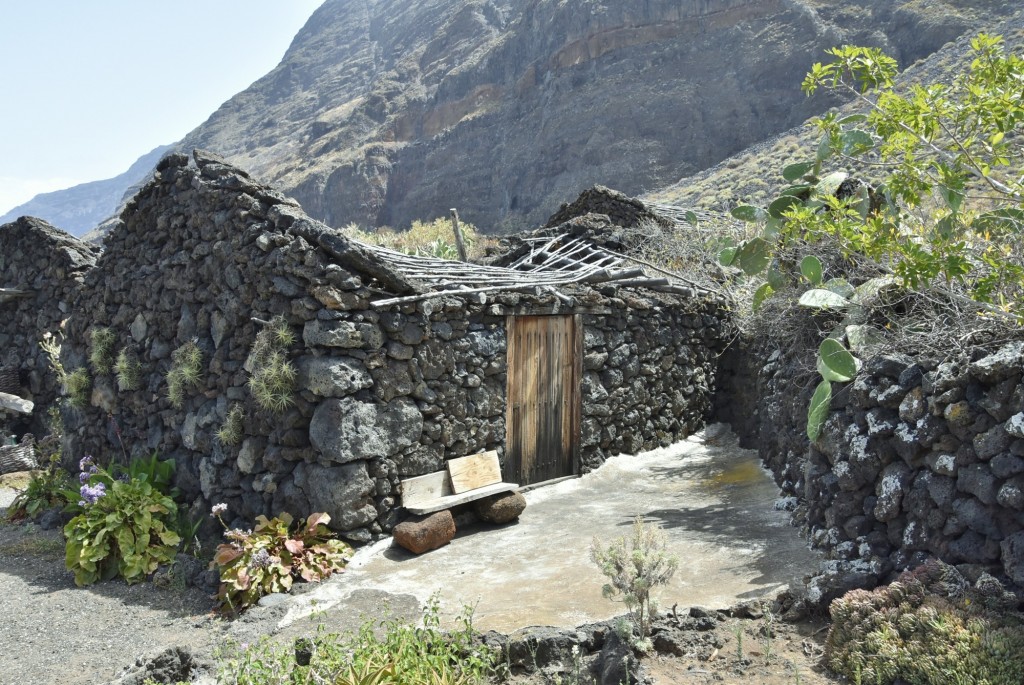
xmin=0 ymin=1 xmax=323 ymax=215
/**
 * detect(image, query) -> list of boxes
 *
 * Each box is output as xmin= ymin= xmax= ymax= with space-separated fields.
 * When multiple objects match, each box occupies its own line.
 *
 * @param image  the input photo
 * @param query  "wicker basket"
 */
xmin=0 ymin=442 xmax=37 ymax=475
xmin=0 ymin=366 xmax=19 ymax=395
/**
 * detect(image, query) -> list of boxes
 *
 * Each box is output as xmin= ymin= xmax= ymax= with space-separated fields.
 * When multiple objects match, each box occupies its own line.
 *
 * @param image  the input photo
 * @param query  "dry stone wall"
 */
xmin=580 ymin=292 xmax=728 ymax=469
xmin=720 ymin=338 xmax=1024 ymax=589
xmin=60 ymin=150 xmax=730 ymax=540
xmin=0 ymin=217 xmax=98 ymax=435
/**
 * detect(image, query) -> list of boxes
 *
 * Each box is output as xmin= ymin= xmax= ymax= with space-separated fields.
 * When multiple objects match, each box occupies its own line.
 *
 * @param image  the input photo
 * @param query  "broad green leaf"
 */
xmin=807 ymin=380 xmax=832 ymax=442
xmin=819 ymin=338 xmax=858 ymax=381
xmin=731 ymin=205 xmax=766 ymax=223
xmin=852 ymin=276 xmax=900 ymax=305
xmin=816 ymin=171 xmax=848 ymax=198
xmin=763 ymin=216 xmax=783 ymax=239
xmin=767 ymin=268 xmax=788 ymax=290
xmin=752 ymin=283 xmax=774 ymax=311
xmin=798 ymin=289 xmax=849 ymax=309
xmin=816 ymin=133 xmax=833 ymax=162
xmin=817 ymin=356 xmax=853 ymax=382
xmin=846 ymin=324 xmax=884 ymax=356
xmin=780 ymin=185 xmax=813 ymax=198
xmin=718 ymin=247 xmax=737 ymax=266
xmin=768 ymin=194 xmax=802 ymax=218
xmin=800 ymin=255 xmax=823 ymax=285
xmin=782 ymin=161 xmax=815 ymax=182
xmin=840 ymin=129 xmax=874 ymax=155
xmin=824 ymin=278 xmax=856 ymax=299
xmin=736 ymin=237 xmax=772 ymax=276
xmin=683 ymin=211 xmax=698 ymax=225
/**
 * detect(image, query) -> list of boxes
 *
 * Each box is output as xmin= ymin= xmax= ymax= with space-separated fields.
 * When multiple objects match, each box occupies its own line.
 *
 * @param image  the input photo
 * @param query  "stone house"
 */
xmin=59 ymin=150 xmax=731 ymax=540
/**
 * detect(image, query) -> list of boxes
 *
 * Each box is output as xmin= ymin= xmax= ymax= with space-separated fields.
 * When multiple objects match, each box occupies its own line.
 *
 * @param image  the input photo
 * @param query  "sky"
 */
xmin=0 ymin=0 xmax=324 ymax=215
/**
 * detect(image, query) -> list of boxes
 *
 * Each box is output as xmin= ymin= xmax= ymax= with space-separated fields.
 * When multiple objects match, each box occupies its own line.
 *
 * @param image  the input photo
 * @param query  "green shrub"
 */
xmin=343 ymin=216 xmax=492 ymax=261
xmin=590 ymin=515 xmax=679 ymax=648
xmin=6 ymin=452 xmax=71 ymax=521
xmin=215 ymin=599 xmax=496 ymax=685
xmin=210 ymin=508 xmax=353 ymax=613
xmin=89 ymin=327 xmax=117 ymax=374
xmin=113 ymin=347 xmax=142 ymax=391
xmin=64 ymin=455 xmax=180 ymax=586
xmin=826 ymin=562 xmax=1024 ymax=684
xmin=166 ymin=341 xmax=203 ymax=408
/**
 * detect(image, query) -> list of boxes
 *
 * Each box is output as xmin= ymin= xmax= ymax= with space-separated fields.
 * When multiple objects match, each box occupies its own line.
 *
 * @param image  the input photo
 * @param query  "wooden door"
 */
xmin=506 ymin=315 xmax=581 ymax=485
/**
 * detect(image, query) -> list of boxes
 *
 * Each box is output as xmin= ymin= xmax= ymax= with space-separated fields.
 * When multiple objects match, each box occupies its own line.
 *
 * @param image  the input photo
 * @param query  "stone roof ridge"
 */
xmin=111 ymin=149 xmax=416 ymax=296
xmin=0 ymin=216 xmax=100 ymax=276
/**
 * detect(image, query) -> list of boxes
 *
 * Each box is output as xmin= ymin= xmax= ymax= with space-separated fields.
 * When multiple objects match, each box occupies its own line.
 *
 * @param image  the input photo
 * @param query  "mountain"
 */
xmin=0 ymin=145 xmax=171 ymax=237
xmin=15 ymin=0 xmax=1022 ymax=236
xmin=645 ymin=10 xmax=1024 ymax=211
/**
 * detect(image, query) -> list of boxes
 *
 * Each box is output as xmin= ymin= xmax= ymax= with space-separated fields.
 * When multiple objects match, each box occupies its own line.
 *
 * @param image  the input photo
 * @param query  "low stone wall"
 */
xmin=720 ymin=336 xmax=1024 ymax=588
xmin=0 ymin=217 xmax=98 ymax=435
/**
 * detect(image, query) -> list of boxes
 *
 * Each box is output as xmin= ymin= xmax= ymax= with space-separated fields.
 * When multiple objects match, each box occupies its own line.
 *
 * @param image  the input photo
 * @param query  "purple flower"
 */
xmin=78 ymin=456 xmax=94 ymax=472
xmin=79 ymin=482 xmax=107 ymax=505
xmin=248 ymin=549 xmax=272 ymax=570
xmin=79 ymin=471 xmax=90 ymax=484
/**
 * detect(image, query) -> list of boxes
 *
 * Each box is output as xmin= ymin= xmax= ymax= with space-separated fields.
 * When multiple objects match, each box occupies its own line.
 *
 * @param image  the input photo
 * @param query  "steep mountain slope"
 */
xmin=0 ymin=145 xmax=170 ymax=237
xmin=14 ymin=0 xmax=1020 ymax=237
xmin=645 ymin=11 xmax=1024 ymax=211
xmin=173 ymin=0 xmax=1017 ymax=232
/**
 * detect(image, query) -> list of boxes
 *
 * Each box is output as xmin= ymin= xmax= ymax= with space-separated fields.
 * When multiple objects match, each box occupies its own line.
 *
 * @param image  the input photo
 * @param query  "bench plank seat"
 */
xmin=400 ymin=451 xmax=518 ymax=515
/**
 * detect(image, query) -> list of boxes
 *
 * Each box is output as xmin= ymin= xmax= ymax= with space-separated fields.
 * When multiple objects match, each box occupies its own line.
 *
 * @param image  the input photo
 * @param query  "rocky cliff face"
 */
xmin=174 ymin=0 xmax=1017 ymax=232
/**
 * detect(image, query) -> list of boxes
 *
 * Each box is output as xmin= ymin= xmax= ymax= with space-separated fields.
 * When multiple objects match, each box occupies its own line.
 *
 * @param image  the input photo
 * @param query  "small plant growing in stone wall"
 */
xmin=590 ymin=515 xmax=679 ymax=650
xmin=247 ymin=316 xmax=296 ymax=414
xmin=216 ymin=404 xmax=245 ymax=446
xmin=113 ymin=347 xmax=142 ymax=391
xmin=88 ymin=327 xmax=117 ymax=374
xmin=166 ymin=341 xmax=203 ymax=408
xmin=64 ymin=368 xmax=91 ymax=409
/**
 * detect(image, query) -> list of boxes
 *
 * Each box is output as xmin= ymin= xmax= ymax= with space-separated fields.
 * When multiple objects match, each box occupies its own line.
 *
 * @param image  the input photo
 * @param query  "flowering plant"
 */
xmin=210 ymin=506 xmax=353 ymax=613
xmin=63 ymin=455 xmax=180 ymax=586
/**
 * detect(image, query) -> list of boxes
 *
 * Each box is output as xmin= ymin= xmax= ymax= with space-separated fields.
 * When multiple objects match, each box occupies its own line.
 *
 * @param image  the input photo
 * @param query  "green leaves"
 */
xmin=731 ymin=204 xmax=767 ymax=223
xmin=818 ymin=338 xmax=858 ymax=381
xmin=783 ymin=161 xmax=815 ymax=182
xmin=798 ymin=289 xmax=849 ymax=309
xmin=807 ymin=380 xmax=832 ymax=442
xmin=800 ymin=255 xmax=823 ymax=285
xmin=735 ymin=237 xmax=772 ymax=275
xmin=213 ymin=511 xmax=353 ymax=613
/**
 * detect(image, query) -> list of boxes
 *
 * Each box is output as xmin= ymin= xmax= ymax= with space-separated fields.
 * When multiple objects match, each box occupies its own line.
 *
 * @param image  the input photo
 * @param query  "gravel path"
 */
xmin=0 ymin=517 xmax=222 ymax=685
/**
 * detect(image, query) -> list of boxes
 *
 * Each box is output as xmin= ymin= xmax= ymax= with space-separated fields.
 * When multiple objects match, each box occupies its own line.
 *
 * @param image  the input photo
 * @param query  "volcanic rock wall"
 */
xmin=60 ymin=150 xmax=729 ymax=539
xmin=721 ymin=340 xmax=1024 ymax=587
xmin=0 ymin=217 xmax=98 ymax=435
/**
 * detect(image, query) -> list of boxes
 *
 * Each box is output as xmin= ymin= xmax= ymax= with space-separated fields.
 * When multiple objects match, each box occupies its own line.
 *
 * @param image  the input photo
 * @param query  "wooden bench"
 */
xmin=400 ymin=451 xmax=519 ymax=515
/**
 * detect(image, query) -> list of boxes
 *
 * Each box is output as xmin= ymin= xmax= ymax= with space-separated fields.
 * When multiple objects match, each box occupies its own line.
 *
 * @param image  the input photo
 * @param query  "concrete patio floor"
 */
xmin=277 ymin=426 xmax=822 ymax=633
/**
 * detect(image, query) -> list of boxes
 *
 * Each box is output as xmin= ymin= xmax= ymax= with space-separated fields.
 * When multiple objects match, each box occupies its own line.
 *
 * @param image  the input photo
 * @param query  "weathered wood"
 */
xmin=402 ymin=482 xmax=519 ymax=515
xmin=0 ymin=392 xmax=33 ymax=415
xmin=401 ymin=470 xmax=453 ymax=509
xmin=399 ymin=468 xmax=518 ymax=515
xmin=447 ymin=451 xmax=501 ymax=494
xmin=449 ymin=208 xmax=468 ymax=262
xmin=506 ymin=315 xmax=579 ymax=486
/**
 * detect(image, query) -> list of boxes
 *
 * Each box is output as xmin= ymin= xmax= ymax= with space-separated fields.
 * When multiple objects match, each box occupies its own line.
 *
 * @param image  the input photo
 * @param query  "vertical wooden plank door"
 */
xmin=506 ymin=315 xmax=581 ymax=485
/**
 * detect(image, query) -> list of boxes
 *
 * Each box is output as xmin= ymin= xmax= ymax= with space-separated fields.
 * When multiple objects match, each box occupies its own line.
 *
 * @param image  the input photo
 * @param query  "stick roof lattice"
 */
xmin=363 ymin=231 xmax=716 ymax=308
